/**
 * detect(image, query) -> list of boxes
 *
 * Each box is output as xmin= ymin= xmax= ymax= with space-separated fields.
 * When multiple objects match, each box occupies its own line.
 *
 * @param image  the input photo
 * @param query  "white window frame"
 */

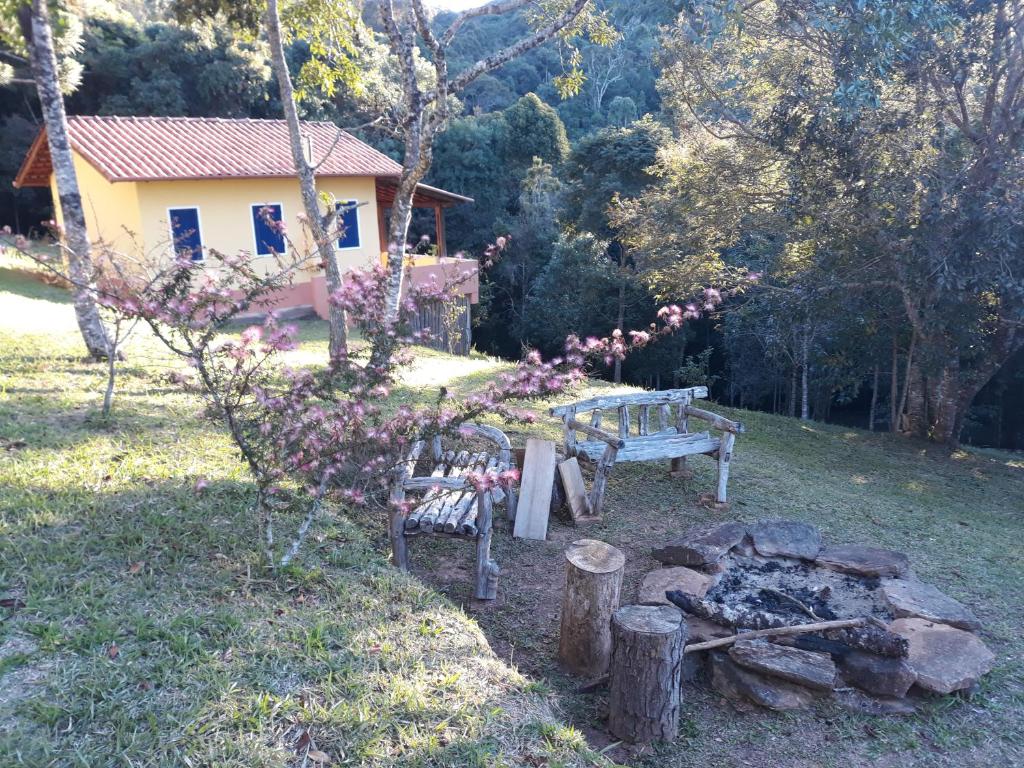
xmin=250 ymin=201 xmax=288 ymax=257
xmin=335 ymin=199 xmax=361 ymax=251
xmin=166 ymin=205 xmax=205 ymax=263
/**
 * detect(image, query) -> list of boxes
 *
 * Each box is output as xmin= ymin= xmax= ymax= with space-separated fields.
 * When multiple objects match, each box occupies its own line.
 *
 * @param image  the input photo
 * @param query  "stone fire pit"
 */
xmin=640 ymin=520 xmax=995 ymax=712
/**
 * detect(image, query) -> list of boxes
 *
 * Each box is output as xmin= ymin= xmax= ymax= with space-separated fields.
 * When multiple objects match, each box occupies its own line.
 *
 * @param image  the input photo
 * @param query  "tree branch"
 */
xmin=448 ymin=0 xmax=590 ymax=94
xmin=440 ymin=0 xmax=534 ymax=47
xmin=0 ymin=48 xmax=29 ymax=68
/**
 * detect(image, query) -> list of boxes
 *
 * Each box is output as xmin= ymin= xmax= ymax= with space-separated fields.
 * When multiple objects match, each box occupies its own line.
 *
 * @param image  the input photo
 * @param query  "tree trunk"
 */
xmin=558 ymin=539 xmax=625 ymax=677
xmin=897 ymin=331 xmax=917 ymax=433
xmin=607 ymin=604 xmax=686 ymax=744
xmin=264 ymin=0 xmax=347 ymax=361
xmin=613 ymin=278 xmax=625 ymax=384
xmin=890 ymin=335 xmax=899 ymax=433
xmin=373 ymin=123 xmax=438 ymax=367
xmin=800 ymin=327 xmax=810 ymax=421
xmin=788 ymin=364 xmax=796 ymax=417
xmin=868 ymin=365 xmax=879 ymax=431
xmin=22 ymin=0 xmax=110 ymax=360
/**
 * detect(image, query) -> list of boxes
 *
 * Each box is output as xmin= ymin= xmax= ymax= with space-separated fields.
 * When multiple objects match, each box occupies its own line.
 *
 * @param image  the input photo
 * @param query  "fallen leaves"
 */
xmin=294 ymin=730 xmax=333 ymax=764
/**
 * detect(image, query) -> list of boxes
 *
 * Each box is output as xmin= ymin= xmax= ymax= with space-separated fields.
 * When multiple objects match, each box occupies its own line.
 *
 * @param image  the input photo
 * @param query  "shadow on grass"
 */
xmin=0 ymin=265 xmax=71 ymax=304
xmin=0 ymin=470 xmax=591 ymax=767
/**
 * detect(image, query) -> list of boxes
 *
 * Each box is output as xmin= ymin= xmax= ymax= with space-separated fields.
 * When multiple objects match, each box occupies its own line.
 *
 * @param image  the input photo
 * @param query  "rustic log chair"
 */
xmin=550 ymin=386 xmax=745 ymax=517
xmin=388 ymin=424 xmax=518 ymax=600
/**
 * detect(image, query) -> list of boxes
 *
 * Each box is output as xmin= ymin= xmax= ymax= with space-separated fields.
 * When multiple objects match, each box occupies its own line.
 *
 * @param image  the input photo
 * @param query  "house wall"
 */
xmin=132 ymin=175 xmax=382 ymax=278
xmin=50 ymin=152 xmax=142 ymax=256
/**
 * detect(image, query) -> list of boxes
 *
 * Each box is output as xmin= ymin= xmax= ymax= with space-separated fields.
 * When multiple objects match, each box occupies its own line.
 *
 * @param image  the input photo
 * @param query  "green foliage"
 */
xmin=0 ymin=0 xmax=84 ymax=93
xmin=279 ymin=0 xmax=363 ymax=100
xmin=502 ymin=93 xmax=570 ymax=170
xmin=562 ymin=116 xmax=666 ymax=238
xmin=522 ymin=232 xmax=622 ymax=350
xmin=67 ymin=14 xmax=272 ymax=117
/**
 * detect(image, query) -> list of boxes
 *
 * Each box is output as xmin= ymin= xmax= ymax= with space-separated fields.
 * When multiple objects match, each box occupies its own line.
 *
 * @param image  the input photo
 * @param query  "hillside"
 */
xmin=1 ymin=259 xmax=1022 ymax=767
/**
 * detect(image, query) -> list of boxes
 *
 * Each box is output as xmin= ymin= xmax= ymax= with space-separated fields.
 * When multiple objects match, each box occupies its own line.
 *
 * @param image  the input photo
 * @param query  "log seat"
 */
xmin=388 ymin=424 xmax=517 ymax=599
xmin=574 ymin=430 xmax=717 ymax=463
xmin=551 ymin=387 xmax=744 ymax=517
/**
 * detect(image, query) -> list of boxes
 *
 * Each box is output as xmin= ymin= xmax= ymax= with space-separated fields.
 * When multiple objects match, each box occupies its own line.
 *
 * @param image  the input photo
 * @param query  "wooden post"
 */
xmin=608 ymin=604 xmax=687 ymax=744
xmin=670 ymin=399 xmax=691 ymax=477
xmin=434 ymin=204 xmax=446 ymax=257
xmin=715 ymin=431 xmax=736 ymax=503
xmin=558 ymin=539 xmax=625 ymax=677
xmin=389 ymin=483 xmax=410 ymax=570
xmin=563 ymin=408 xmax=577 ymax=456
xmin=474 ymin=491 xmax=499 ymax=599
xmin=587 ymin=442 xmax=618 ymax=518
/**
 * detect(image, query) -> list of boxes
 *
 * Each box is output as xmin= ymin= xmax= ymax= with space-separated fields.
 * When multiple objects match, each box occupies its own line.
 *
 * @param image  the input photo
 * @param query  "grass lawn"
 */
xmin=1 ymin=250 xmax=1022 ymax=767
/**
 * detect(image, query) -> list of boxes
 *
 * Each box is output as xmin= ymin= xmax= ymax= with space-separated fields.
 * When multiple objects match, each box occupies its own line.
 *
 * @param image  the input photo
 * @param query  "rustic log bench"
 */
xmin=550 ymin=387 xmax=744 ymax=516
xmin=388 ymin=424 xmax=518 ymax=600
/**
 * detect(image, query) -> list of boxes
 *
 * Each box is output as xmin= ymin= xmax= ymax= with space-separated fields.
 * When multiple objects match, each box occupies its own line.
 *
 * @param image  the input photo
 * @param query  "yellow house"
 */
xmin=14 ymin=115 xmax=478 ymax=327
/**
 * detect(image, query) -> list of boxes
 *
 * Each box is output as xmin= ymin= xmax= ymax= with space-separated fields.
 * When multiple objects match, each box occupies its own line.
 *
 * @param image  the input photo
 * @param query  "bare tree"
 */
xmin=15 ymin=0 xmax=111 ymax=360
xmin=373 ymin=0 xmax=598 ymax=365
xmin=264 ymin=0 xmax=348 ymax=360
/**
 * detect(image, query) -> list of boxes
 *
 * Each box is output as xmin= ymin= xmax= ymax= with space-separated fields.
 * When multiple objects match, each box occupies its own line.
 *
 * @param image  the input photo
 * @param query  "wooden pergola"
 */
xmin=374 ymin=179 xmax=472 ymax=257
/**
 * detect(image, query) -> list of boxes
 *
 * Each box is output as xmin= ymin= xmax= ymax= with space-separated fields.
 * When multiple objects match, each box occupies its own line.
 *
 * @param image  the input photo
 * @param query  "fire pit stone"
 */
xmin=710 ymin=652 xmax=820 ymax=711
xmin=749 ymin=519 xmax=823 ymax=560
xmin=881 ymin=578 xmax=982 ymax=631
xmin=837 ymin=650 xmax=917 ymax=698
xmin=639 ymin=566 xmax=717 ymax=605
xmin=890 ymin=618 xmax=996 ymax=694
xmin=728 ymin=638 xmax=837 ymax=690
xmin=651 ymin=522 xmax=746 ymax=567
xmin=815 ymin=544 xmax=911 ymax=578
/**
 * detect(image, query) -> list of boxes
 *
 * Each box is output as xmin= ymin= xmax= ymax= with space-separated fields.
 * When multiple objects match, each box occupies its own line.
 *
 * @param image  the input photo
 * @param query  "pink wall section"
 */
xmin=251 ymin=258 xmax=480 ymax=320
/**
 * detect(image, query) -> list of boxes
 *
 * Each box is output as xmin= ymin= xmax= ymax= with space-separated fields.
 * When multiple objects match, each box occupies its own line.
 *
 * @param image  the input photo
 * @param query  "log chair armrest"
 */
xmin=682 ymin=405 xmax=745 ymax=434
xmin=394 ymin=439 xmax=426 ymax=485
xmin=459 ymin=423 xmax=512 ymax=452
xmin=459 ymin=423 xmax=513 ymax=466
xmin=566 ymin=418 xmax=626 ymax=448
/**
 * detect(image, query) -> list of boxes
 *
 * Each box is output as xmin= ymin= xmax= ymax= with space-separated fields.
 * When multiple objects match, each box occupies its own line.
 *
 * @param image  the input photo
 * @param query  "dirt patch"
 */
xmin=0 ymin=633 xmax=46 ymax=730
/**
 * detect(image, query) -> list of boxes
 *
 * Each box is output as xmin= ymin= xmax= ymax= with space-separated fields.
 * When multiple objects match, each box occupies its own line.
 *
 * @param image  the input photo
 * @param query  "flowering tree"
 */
xmin=14 ymin=212 xmax=705 ymax=567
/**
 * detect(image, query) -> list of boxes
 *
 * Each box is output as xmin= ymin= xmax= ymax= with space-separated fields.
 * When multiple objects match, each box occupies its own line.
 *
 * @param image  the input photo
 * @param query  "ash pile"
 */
xmin=639 ymin=520 xmax=994 ymax=713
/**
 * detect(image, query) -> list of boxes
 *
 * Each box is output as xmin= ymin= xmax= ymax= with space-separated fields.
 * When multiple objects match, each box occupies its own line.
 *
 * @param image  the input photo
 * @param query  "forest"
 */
xmin=1 ymin=0 xmax=1022 ymax=450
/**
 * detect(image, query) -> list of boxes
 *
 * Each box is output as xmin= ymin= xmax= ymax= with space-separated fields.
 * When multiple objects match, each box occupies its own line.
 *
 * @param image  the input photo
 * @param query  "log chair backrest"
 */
xmin=552 ymin=387 xmax=710 ymax=443
xmin=406 ymin=424 xmax=513 ymax=486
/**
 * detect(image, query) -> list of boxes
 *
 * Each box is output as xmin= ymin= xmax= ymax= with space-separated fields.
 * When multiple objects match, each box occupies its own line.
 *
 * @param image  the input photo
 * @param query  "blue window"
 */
xmin=169 ymin=207 xmax=203 ymax=261
xmin=251 ymin=203 xmax=286 ymax=256
xmin=336 ymin=200 xmax=360 ymax=249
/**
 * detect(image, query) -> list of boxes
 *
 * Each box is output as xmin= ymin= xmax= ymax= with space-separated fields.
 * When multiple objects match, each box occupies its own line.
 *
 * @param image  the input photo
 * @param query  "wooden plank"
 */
xmin=549 ymin=387 xmax=709 ymax=416
xmin=513 ymin=438 xmax=557 ymax=540
xmin=558 ymin=457 xmax=595 ymax=523
xmin=575 ymin=432 xmax=717 ymax=463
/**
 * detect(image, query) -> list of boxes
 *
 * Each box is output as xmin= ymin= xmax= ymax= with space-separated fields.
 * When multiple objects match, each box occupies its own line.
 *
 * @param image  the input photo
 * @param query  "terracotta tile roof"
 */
xmin=15 ymin=115 xmax=403 ymax=186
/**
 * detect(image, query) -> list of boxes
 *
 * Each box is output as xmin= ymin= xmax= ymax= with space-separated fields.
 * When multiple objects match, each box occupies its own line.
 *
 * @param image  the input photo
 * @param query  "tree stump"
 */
xmin=558 ymin=539 xmax=625 ymax=677
xmin=608 ymin=604 xmax=687 ymax=744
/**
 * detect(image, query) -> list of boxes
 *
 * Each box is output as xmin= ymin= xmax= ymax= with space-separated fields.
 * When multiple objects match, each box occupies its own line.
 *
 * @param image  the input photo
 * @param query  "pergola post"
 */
xmin=434 ymin=204 xmax=446 ymax=257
